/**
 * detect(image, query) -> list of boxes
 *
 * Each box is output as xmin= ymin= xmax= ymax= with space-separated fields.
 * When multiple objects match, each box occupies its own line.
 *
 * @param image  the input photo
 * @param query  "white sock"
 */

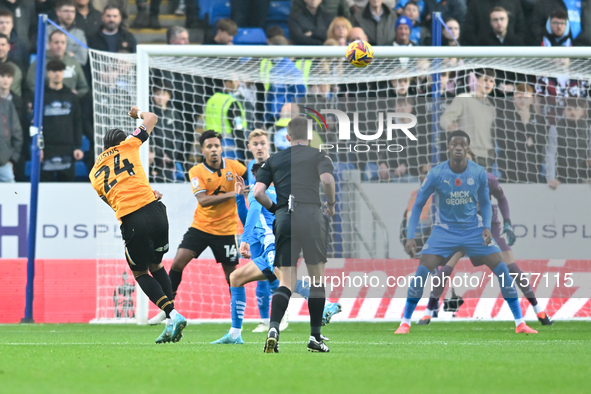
xmin=402 ymin=318 xmax=411 ymax=326
xmin=165 ymin=318 xmax=172 ymax=326
xmin=424 ymin=308 xmax=433 ymax=317
xmin=515 ymin=318 xmax=525 ymax=326
xmin=229 ymin=327 xmax=242 ymax=339
xmin=262 ymin=318 xmax=270 ymax=325
xmin=533 ymin=304 xmax=543 ymax=314
xmin=169 ymin=310 xmax=178 ymax=320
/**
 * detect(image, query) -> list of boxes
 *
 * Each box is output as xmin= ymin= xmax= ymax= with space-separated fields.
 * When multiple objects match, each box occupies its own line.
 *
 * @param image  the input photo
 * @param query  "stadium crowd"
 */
xmin=0 ymin=0 xmax=589 ymax=188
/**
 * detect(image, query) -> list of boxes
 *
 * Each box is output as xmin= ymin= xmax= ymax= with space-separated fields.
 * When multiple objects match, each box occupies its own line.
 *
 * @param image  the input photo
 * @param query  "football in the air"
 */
xmin=346 ymin=40 xmax=373 ymax=68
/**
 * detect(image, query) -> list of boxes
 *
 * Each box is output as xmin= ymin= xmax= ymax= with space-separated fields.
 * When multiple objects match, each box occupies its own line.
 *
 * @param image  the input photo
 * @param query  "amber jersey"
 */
xmin=189 ymin=158 xmax=247 ymax=236
xmin=90 ymin=126 xmax=155 ymax=220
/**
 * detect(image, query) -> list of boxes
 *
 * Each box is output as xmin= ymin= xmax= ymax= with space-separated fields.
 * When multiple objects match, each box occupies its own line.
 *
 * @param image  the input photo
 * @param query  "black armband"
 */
xmin=268 ymin=202 xmax=278 ymax=214
xmin=132 ymin=124 xmax=149 ymax=143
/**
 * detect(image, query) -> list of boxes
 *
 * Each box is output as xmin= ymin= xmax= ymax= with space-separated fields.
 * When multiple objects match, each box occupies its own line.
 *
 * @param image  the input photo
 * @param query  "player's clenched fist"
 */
xmin=482 ymin=228 xmax=493 ymax=245
xmin=128 ymin=106 xmax=142 ymax=119
xmin=239 ymin=241 xmax=251 ymax=259
xmin=405 ymin=239 xmax=417 ymax=258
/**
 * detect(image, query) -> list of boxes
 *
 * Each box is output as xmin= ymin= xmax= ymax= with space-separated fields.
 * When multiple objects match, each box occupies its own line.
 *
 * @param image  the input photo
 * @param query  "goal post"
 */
xmin=90 ymin=45 xmax=591 ymax=324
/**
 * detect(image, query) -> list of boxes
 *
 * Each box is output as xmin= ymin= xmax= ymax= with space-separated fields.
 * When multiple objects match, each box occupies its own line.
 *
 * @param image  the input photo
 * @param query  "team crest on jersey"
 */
xmin=191 ymin=177 xmax=199 ymax=188
xmin=455 ymin=178 xmax=462 ymax=186
xmin=226 ymin=172 xmax=234 ymax=181
xmin=467 ymin=178 xmax=474 ymax=185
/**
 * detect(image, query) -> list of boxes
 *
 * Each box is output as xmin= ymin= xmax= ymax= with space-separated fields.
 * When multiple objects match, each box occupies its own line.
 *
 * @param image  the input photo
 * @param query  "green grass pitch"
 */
xmin=1 ymin=321 xmax=589 ymax=393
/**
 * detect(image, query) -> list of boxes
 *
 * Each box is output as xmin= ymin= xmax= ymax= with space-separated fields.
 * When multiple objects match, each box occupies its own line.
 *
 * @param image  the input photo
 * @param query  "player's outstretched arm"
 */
xmin=253 ymin=182 xmax=274 ymax=212
xmin=406 ymin=171 xmax=438 ymax=257
xmin=128 ymin=106 xmax=158 ymax=135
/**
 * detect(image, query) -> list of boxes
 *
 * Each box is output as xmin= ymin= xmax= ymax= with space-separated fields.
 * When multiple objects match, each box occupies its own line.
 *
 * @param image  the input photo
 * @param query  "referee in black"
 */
xmin=254 ymin=117 xmax=336 ymax=353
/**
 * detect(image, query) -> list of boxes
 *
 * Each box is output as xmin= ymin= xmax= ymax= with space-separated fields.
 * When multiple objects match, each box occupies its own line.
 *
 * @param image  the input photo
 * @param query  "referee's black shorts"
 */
xmin=274 ymin=203 xmax=329 ymax=267
xmin=120 ymin=200 xmax=169 ymax=272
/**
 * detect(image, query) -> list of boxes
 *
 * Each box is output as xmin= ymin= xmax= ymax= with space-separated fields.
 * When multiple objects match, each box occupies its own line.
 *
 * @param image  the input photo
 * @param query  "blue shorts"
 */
xmin=253 ymin=246 xmax=276 ymax=281
xmin=250 ymin=241 xmax=263 ymax=260
xmin=420 ymin=226 xmax=502 ymax=258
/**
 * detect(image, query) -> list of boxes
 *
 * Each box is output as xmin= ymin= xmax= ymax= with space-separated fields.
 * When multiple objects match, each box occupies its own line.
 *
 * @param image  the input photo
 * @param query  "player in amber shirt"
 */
xmin=149 ymin=130 xmax=248 ymax=325
xmin=90 ymin=106 xmax=187 ymax=344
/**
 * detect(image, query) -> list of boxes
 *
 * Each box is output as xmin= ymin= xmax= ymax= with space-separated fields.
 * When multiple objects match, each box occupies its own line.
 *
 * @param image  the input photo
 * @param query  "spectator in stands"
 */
xmin=293 ymin=0 xmax=351 ymax=19
xmin=476 ymin=6 xmax=524 ymax=46
xmin=541 ymin=10 xmax=573 ymax=46
xmin=402 ymin=1 xmax=425 ymax=46
xmin=28 ymin=30 xmax=88 ymax=97
xmin=266 ymin=26 xmax=286 ymax=42
xmin=378 ymin=75 xmax=412 ymax=97
xmin=230 ymin=0 xmax=271 ymax=28
xmin=532 ymin=0 xmax=591 ymax=46
xmin=352 ymin=0 xmax=396 ymax=46
xmin=87 ymin=5 xmax=136 ymax=53
xmin=74 ymin=0 xmax=102 ymax=38
xmin=204 ymin=76 xmax=248 ymax=159
xmin=212 ymin=19 xmax=237 ymax=45
xmin=131 ymin=0 xmax=162 ymax=29
xmin=47 ymin=0 xmax=88 ymax=66
xmin=167 ymin=26 xmax=189 ymax=45
xmin=40 ymin=59 xmax=83 ymax=182
xmin=441 ymin=17 xmax=460 ymax=46
xmin=545 ymin=97 xmax=591 ymax=188
xmin=92 ymin=0 xmax=128 ymax=26
xmin=327 ymin=16 xmax=352 ymax=45
xmin=395 ymin=0 xmax=425 ymax=21
xmin=440 ymin=69 xmax=497 ymax=170
xmin=267 ymin=102 xmax=294 ymax=151
xmin=348 ymin=26 xmax=368 ymax=42
xmin=394 ymin=15 xmax=414 ymax=46
xmin=289 ymin=0 xmax=334 ymax=45
xmin=349 ymin=0 xmax=397 ymax=16
xmin=0 ymin=62 xmax=21 ymax=182
xmin=378 ymin=97 xmax=427 ymax=181
xmin=463 ymin=0 xmax=525 ymax=46
xmin=0 ymin=10 xmax=27 ymax=72
xmin=497 ymin=83 xmax=547 ymax=183
xmin=0 ymin=0 xmax=35 ymax=51
xmin=422 ymin=0 xmax=466 ymax=28
xmin=0 ymin=62 xmax=26 ymax=181
xmin=0 ymin=33 xmax=21 ymax=96
xmin=151 ymin=84 xmax=182 ymax=182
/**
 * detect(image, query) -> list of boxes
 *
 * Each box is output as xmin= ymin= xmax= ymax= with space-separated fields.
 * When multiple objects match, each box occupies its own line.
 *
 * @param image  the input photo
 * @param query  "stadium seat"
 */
xmin=81 ymin=135 xmax=90 ymax=152
xmin=363 ymin=162 xmax=379 ymax=181
xmin=198 ymin=0 xmax=213 ymax=20
xmin=268 ymin=1 xmax=290 ymax=23
xmin=174 ymin=162 xmax=185 ymax=182
xmin=234 ymin=28 xmax=267 ymax=45
xmin=221 ymin=137 xmax=244 ymax=160
xmin=75 ymin=161 xmax=88 ymax=181
xmin=208 ymin=0 xmax=231 ymax=26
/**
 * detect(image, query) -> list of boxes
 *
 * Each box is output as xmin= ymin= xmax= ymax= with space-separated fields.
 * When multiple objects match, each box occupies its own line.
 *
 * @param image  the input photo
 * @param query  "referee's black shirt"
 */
xmin=256 ymin=144 xmax=334 ymax=208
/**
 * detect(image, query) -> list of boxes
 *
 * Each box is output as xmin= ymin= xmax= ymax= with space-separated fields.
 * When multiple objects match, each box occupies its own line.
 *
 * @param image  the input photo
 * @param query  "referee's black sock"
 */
xmin=308 ymin=283 xmax=325 ymax=342
xmin=135 ymin=273 xmax=174 ymax=318
xmin=269 ymin=286 xmax=291 ymax=332
xmin=169 ymin=268 xmax=183 ymax=300
xmin=151 ymin=267 xmax=174 ymax=305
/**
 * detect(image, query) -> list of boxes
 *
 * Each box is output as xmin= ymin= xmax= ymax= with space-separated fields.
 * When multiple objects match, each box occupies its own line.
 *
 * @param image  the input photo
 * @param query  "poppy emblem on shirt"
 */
xmin=455 ymin=178 xmax=462 ymax=186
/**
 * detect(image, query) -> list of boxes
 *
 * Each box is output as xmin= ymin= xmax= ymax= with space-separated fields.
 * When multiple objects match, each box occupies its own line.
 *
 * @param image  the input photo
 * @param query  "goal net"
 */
xmin=90 ymin=46 xmax=591 ymax=323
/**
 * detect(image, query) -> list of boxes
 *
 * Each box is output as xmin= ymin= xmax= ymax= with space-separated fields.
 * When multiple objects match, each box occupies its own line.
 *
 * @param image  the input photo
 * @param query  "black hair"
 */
xmin=287 ymin=117 xmax=308 ymax=141
xmin=46 ymin=59 xmax=66 ymax=71
xmin=199 ymin=129 xmax=222 ymax=147
xmin=447 ymin=130 xmax=471 ymax=145
xmin=404 ymin=1 xmax=419 ymax=9
xmin=550 ymin=10 xmax=568 ymax=21
xmin=475 ymin=68 xmax=496 ymax=79
xmin=252 ymin=162 xmax=264 ymax=177
xmin=103 ymin=128 xmax=127 ymax=151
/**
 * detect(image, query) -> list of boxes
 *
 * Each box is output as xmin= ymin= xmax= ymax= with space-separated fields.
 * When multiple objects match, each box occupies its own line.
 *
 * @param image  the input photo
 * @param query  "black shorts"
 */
xmin=178 ymin=227 xmax=239 ymax=266
xmin=274 ymin=204 xmax=329 ymax=268
xmin=120 ymin=200 xmax=169 ymax=272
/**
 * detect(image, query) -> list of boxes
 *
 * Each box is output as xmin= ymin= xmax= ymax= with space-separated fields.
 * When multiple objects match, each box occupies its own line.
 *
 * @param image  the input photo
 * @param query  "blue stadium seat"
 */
xmin=268 ymin=1 xmax=290 ymax=22
xmin=75 ymin=161 xmax=88 ymax=181
xmin=221 ymin=138 xmax=244 ymax=160
xmin=198 ymin=0 xmax=213 ymax=20
xmin=363 ymin=162 xmax=379 ymax=181
xmin=174 ymin=162 xmax=185 ymax=182
xmin=25 ymin=160 xmax=31 ymax=177
xmin=209 ymin=0 xmax=231 ymax=26
xmin=234 ymin=28 xmax=267 ymax=45
xmin=81 ymin=135 xmax=90 ymax=152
